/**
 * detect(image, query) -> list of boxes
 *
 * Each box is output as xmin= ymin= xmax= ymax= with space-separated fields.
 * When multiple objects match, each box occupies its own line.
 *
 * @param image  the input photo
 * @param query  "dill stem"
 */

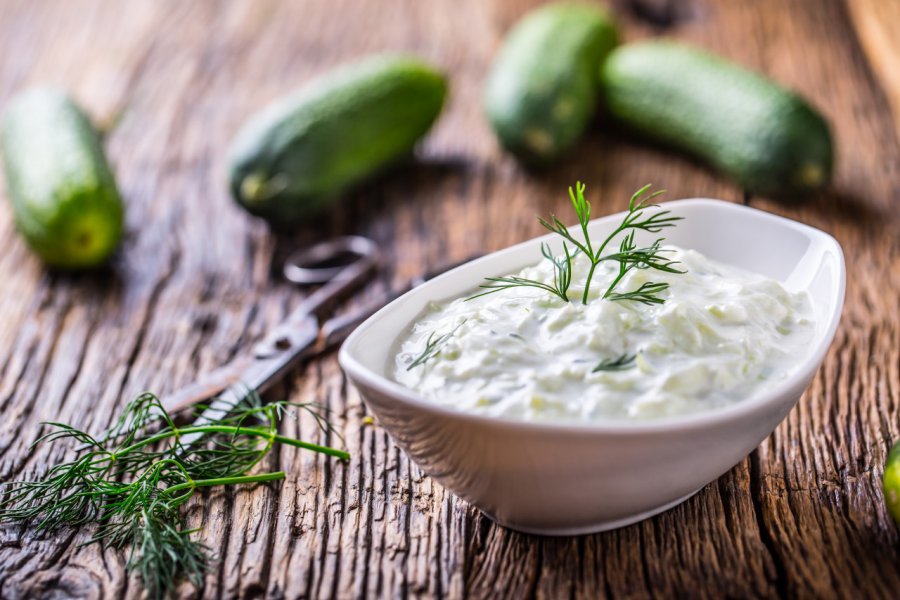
xmin=581 ymin=259 xmax=599 ymax=304
xmin=603 ymin=269 xmax=627 ymax=299
xmin=595 ymin=224 xmax=623 ymax=259
xmin=115 ymin=426 xmax=350 ymax=460
xmin=166 ymin=471 xmax=286 ymax=496
xmin=578 ymin=221 xmax=593 ymax=258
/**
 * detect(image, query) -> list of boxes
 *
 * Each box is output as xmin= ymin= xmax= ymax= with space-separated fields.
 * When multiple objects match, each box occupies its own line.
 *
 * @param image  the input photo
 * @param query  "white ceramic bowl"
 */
xmin=339 ymin=199 xmax=845 ymax=535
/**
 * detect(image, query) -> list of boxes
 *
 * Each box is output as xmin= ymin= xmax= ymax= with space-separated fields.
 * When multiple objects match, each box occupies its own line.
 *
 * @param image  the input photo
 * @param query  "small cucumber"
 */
xmin=1 ymin=89 xmax=124 ymax=268
xmin=484 ymin=2 xmax=619 ymax=165
xmin=229 ymin=54 xmax=447 ymax=224
xmin=600 ymin=41 xmax=833 ymax=197
xmin=885 ymin=441 xmax=900 ymax=524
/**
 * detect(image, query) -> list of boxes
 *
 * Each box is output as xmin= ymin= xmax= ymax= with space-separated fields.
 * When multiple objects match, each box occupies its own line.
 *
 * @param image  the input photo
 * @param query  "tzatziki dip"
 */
xmin=393 ymin=247 xmax=815 ymax=421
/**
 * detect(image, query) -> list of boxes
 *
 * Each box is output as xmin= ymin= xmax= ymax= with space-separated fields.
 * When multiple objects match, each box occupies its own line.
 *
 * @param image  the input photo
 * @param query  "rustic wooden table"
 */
xmin=1 ymin=0 xmax=898 ymax=598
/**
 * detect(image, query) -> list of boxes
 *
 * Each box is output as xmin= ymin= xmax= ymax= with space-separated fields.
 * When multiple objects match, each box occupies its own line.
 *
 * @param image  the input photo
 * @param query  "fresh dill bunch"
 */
xmin=471 ymin=183 xmax=684 ymax=305
xmin=406 ymin=319 xmax=467 ymax=370
xmin=0 ymin=391 xmax=348 ymax=599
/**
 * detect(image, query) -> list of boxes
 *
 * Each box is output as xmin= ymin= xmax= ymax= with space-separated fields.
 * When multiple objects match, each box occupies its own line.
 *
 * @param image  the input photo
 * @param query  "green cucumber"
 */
xmin=600 ymin=41 xmax=833 ymax=197
xmin=484 ymin=2 xmax=619 ymax=165
xmin=229 ymin=54 xmax=447 ymax=224
xmin=885 ymin=441 xmax=900 ymax=524
xmin=1 ymin=88 xmax=124 ymax=268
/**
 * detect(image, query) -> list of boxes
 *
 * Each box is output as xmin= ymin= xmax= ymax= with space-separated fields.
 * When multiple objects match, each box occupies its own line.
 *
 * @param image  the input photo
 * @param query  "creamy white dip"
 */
xmin=393 ymin=246 xmax=815 ymax=421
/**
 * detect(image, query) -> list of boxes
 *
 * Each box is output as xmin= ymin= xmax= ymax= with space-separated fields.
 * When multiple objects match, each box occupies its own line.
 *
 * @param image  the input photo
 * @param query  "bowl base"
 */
xmin=483 ymin=487 xmax=705 ymax=536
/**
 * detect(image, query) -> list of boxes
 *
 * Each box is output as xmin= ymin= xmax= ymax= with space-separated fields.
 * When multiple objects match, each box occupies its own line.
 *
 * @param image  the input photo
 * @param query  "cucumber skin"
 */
xmin=229 ymin=55 xmax=447 ymax=224
xmin=484 ymin=3 xmax=619 ymax=165
xmin=600 ymin=41 xmax=833 ymax=197
xmin=1 ymin=89 xmax=124 ymax=268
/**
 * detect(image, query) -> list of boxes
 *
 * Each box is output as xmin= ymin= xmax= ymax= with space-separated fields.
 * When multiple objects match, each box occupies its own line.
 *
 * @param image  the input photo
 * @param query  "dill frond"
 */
xmin=0 ymin=391 xmax=347 ymax=599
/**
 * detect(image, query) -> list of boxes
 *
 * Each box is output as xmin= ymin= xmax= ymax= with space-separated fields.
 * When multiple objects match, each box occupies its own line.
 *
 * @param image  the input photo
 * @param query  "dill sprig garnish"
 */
xmin=406 ymin=319 xmax=467 ymax=370
xmin=592 ymin=353 xmax=637 ymax=372
xmin=469 ymin=243 xmax=575 ymax=302
xmin=0 ymin=391 xmax=347 ymax=599
xmin=470 ymin=183 xmax=684 ymax=305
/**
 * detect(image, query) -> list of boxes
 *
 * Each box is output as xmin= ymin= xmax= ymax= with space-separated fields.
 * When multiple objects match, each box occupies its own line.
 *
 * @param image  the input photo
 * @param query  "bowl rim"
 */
xmin=338 ymin=198 xmax=846 ymax=436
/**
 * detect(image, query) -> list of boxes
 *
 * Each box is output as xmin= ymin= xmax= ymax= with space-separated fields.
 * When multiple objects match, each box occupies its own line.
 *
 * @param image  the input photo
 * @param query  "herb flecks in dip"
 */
xmin=394 ymin=184 xmax=815 ymax=422
xmin=394 ymin=247 xmax=814 ymax=421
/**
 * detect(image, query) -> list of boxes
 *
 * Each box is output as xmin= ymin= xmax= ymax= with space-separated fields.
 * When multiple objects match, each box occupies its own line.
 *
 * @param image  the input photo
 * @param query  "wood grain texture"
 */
xmin=0 ymin=0 xmax=898 ymax=598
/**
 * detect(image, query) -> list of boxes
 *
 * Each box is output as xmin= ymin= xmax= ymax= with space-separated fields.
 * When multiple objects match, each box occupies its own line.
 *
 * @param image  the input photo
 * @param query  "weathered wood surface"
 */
xmin=0 ymin=0 xmax=898 ymax=598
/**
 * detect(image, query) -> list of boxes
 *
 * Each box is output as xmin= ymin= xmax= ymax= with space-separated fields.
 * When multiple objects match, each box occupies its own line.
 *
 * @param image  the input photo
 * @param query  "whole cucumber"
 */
xmin=1 ymin=88 xmax=124 ymax=268
xmin=600 ymin=41 xmax=833 ymax=197
xmin=885 ymin=441 xmax=900 ymax=524
xmin=229 ymin=54 xmax=447 ymax=224
xmin=484 ymin=2 xmax=619 ymax=165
